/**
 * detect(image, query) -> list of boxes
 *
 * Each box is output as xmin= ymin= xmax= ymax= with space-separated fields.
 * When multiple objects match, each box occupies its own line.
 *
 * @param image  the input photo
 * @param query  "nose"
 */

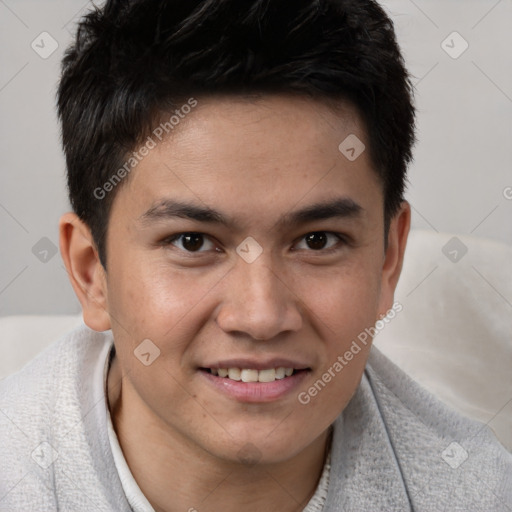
xmin=215 ymin=259 xmax=302 ymax=341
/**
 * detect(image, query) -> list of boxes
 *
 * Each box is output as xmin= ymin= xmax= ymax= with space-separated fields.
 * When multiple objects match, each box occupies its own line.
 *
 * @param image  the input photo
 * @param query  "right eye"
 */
xmin=162 ymin=232 xmax=217 ymax=253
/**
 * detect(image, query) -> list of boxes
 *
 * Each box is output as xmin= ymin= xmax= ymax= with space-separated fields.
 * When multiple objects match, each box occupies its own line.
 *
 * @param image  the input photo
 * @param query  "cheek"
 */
xmin=291 ymin=258 xmax=380 ymax=412
xmin=107 ymin=254 xmax=226 ymax=339
xmin=105 ymin=258 xmax=218 ymax=421
xmin=294 ymin=257 xmax=382 ymax=339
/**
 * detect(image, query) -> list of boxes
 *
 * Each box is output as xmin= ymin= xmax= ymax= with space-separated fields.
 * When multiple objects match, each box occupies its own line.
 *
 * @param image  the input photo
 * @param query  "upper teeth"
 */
xmin=210 ymin=367 xmax=294 ymax=382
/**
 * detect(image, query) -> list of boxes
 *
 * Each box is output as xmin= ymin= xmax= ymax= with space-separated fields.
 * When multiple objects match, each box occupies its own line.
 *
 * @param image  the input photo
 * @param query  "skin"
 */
xmin=60 ymin=95 xmax=410 ymax=512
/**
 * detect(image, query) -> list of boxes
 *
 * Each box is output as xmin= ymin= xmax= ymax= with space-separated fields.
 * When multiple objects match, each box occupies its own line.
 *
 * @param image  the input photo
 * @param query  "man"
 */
xmin=1 ymin=0 xmax=511 ymax=510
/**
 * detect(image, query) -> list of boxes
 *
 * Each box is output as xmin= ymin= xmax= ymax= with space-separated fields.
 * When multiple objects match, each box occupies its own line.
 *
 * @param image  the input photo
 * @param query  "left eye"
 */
xmin=294 ymin=232 xmax=342 ymax=251
xmin=165 ymin=233 xmax=216 ymax=252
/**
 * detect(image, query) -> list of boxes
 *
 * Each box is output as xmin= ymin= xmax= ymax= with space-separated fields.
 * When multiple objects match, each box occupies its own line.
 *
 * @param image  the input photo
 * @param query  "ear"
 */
xmin=377 ymin=201 xmax=411 ymax=318
xmin=59 ymin=212 xmax=111 ymax=332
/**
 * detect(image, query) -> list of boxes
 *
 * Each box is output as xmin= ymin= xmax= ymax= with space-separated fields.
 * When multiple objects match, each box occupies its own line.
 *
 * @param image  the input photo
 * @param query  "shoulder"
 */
xmin=0 ymin=322 xmax=111 ymax=416
xmin=0 ymin=324 xmax=115 ymax=507
xmin=364 ymin=344 xmax=512 ymax=508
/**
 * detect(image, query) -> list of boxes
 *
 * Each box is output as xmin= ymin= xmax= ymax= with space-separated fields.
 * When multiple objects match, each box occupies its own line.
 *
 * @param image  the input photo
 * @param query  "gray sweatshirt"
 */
xmin=1 ymin=323 xmax=510 ymax=511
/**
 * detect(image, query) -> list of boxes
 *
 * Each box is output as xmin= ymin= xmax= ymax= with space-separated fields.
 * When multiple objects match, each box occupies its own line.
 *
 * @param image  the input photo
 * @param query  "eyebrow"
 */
xmin=138 ymin=197 xmax=364 ymax=228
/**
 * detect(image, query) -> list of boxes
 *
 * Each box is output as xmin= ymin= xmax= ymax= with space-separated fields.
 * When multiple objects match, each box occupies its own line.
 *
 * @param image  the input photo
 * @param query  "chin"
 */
xmin=209 ymin=429 xmax=310 ymax=466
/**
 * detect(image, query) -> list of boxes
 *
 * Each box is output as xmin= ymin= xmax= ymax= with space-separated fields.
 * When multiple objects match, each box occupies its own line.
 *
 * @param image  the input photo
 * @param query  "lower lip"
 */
xmin=199 ymin=369 xmax=310 ymax=403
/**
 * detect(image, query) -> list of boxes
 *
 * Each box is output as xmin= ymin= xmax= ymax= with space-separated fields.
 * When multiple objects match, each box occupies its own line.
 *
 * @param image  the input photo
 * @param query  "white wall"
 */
xmin=383 ymin=0 xmax=512 ymax=242
xmin=1 ymin=0 xmax=511 ymax=316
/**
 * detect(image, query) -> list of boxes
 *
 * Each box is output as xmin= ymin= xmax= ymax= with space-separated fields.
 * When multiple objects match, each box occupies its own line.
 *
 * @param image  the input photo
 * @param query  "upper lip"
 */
xmin=201 ymin=358 xmax=311 ymax=371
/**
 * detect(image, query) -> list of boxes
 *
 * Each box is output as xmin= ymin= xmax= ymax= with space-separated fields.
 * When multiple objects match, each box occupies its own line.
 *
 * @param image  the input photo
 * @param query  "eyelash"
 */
xmin=161 ymin=232 xmax=348 ymax=255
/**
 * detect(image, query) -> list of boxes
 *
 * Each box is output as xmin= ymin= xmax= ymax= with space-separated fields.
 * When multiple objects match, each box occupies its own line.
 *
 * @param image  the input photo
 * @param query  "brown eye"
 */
xmin=305 ymin=232 xmax=328 ymax=250
xmin=165 ymin=232 xmax=216 ymax=252
xmin=294 ymin=232 xmax=343 ymax=252
xmin=181 ymin=233 xmax=204 ymax=251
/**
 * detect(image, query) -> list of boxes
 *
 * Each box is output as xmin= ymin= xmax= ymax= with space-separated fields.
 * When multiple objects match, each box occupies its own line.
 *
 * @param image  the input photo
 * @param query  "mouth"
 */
xmin=198 ymin=365 xmax=311 ymax=402
xmin=200 ymin=366 xmax=306 ymax=382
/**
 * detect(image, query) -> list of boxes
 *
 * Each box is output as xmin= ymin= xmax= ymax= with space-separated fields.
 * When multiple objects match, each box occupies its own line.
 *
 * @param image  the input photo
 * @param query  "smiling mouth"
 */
xmin=200 ymin=367 xmax=309 ymax=383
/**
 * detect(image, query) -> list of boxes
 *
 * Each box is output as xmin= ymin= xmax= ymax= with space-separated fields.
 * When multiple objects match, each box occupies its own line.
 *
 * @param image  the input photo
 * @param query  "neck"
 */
xmin=107 ymin=354 xmax=332 ymax=512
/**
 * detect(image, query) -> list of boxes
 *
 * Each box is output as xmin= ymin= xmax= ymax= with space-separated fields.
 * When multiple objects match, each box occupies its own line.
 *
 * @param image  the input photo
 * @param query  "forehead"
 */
xmin=158 ymin=94 xmax=363 ymax=166
xmin=114 ymin=94 xmax=381 ymax=227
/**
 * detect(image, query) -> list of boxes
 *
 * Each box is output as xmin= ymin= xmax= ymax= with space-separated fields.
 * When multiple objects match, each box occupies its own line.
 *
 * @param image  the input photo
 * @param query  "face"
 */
xmin=99 ymin=95 xmax=407 ymax=464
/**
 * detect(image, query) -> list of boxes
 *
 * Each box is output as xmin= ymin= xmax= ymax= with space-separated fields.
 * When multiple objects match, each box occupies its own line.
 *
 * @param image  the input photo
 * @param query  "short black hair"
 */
xmin=57 ymin=0 xmax=416 ymax=268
